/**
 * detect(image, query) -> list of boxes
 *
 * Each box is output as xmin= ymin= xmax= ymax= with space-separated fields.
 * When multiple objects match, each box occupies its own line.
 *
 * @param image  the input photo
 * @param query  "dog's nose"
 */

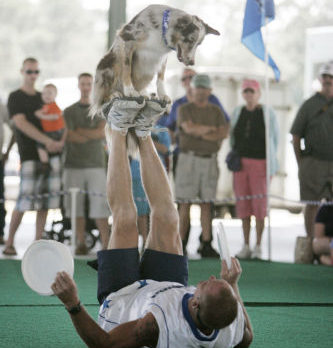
xmin=188 ymin=59 xmax=195 ymax=66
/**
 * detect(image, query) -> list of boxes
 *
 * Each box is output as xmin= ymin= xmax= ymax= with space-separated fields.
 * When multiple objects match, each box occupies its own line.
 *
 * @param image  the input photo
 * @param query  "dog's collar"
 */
xmin=162 ymin=9 xmax=176 ymax=51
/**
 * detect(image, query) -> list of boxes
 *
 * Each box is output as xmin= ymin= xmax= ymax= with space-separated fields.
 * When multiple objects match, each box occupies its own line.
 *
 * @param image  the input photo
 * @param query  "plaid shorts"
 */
xmin=16 ymin=157 xmax=62 ymax=212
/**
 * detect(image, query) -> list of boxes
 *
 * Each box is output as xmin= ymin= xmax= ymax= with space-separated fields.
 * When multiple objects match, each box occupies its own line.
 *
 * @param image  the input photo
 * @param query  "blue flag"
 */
xmin=241 ymin=0 xmax=280 ymax=81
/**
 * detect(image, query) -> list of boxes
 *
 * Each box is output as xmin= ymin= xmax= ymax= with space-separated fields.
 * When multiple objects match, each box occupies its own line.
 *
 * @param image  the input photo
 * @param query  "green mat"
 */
xmin=1 ymin=259 xmax=332 ymax=305
xmin=1 ymin=306 xmax=332 ymax=347
xmin=1 ymin=259 xmax=333 ymax=348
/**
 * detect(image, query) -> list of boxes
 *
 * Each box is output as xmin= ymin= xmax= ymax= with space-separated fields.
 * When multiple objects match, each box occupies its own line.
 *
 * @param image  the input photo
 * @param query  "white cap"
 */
xmin=319 ymin=61 xmax=333 ymax=77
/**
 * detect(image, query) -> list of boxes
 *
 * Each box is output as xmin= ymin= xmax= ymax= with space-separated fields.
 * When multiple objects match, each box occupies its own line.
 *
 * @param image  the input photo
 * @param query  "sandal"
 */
xmin=3 ymin=245 xmax=17 ymax=256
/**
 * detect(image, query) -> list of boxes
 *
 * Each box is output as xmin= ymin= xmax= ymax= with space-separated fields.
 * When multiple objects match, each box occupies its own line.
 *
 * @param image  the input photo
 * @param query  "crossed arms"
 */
xmin=180 ymin=120 xmax=229 ymax=141
xmin=66 ymin=120 xmax=106 ymax=143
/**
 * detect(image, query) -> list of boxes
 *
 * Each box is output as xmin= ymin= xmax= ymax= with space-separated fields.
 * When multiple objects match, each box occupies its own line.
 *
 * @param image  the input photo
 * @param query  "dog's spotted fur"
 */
xmin=91 ymin=4 xmax=220 ymax=116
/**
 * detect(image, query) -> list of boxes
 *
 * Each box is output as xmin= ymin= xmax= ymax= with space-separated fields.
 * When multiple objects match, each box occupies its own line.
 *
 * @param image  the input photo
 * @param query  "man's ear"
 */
xmin=205 ymin=24 xmax=220 ymax=36
xmin=191 ymin=296 xmax=200 ymax=309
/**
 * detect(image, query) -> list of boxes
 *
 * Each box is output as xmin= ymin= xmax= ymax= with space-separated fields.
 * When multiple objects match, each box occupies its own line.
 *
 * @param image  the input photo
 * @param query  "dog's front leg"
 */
xmin=122 ymin=43 xmax=140 ymax=98
xmin=156 ymin=58 xmax=171 ymax=107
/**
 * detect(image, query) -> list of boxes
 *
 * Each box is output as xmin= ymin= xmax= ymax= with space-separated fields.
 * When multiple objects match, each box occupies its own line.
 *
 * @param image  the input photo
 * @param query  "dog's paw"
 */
xmin=123 ymin=85 xmax=141 ymax=98
xmin=157 ymin=95 xmax=172 ymax=113
xmin=159 ymin=94 xmax=172 ymax=106
xmin=110 ymin=91 xmax=124 ymax=100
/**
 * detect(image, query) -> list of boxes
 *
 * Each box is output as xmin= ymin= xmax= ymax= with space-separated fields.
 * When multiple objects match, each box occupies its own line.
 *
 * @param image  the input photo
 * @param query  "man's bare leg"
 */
xmin=95 ymin=218 xmax=110 ymax=250
xmin=179 ymin=203 xmax=191 ymax=242
xmin=107 ymin=130 xmax=138 ymax=249
xmin=200 ymin=203 xmax=213 ymax=242
xmin=304 ymin=205 xmax=318 ymax=238
xmin=4 ymin=210 xmax=24 ymax=248
xmin=138 ymin=136 xmax=182 ymax=255
xmin=35 ymin=209 xmax=48 ymax=240
xmin=75 ymin=217 xmax=86 ymax=246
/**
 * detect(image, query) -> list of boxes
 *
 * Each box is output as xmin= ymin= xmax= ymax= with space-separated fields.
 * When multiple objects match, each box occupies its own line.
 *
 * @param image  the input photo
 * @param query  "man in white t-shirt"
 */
xmin=52 ymin=98 xmax=253 ymax=347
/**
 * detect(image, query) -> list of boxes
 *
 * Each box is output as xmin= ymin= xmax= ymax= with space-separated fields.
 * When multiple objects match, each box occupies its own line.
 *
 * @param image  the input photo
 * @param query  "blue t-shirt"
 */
xmin=162 ymin=94 xmax=229 ymax=153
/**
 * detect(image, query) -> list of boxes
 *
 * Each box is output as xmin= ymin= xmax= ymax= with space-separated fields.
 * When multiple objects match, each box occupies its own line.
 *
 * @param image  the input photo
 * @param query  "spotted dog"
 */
xmin=92 ymin=4 xmax=219 ymax=111
xmin=91 ymin=4 xmax=220 ymax=150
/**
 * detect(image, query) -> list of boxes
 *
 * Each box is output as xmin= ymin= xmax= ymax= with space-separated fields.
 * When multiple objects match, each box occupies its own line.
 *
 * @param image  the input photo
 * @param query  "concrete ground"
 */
xmin=0 ymin=201 xmax=306 ymax=263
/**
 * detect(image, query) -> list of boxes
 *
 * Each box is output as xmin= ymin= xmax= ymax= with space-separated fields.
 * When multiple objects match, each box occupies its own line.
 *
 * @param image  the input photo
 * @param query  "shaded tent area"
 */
xmin=1 ymin=259 xmax=332 ymax=347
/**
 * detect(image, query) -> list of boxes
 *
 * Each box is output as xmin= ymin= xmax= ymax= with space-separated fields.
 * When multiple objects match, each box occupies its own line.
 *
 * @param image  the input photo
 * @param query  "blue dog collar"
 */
xmin=162 ymin=9 xmax=176 ymax=51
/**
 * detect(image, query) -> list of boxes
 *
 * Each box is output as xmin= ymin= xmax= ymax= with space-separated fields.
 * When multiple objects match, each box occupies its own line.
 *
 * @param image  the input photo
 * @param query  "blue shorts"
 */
xmin=97 ymin=248 xmax=188 ymax=304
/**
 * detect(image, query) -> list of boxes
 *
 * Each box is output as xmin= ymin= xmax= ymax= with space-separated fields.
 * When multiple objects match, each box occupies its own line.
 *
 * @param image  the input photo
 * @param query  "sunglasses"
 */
xmin=181 ymin=75 xmax=194 ymax=82
xmin=243 ymin=88 xmax=255 ymax=94
xmin=25 ymin=70 xmax=40 ymax=75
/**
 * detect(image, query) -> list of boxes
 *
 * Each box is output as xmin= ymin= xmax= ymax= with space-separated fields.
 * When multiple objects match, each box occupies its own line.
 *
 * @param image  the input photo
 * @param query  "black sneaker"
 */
xmin=200 ymin=243 xmax=219 ymax=258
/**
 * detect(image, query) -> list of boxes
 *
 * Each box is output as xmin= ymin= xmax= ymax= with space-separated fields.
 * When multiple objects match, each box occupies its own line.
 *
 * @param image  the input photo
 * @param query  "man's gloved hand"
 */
xmin=102 ymin=96 xmax=146 ymax=134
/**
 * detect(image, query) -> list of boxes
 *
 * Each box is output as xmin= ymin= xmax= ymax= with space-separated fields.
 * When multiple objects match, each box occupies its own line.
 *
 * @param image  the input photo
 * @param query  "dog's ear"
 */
xmin=205 ymin=23 xmax=220 ymax=36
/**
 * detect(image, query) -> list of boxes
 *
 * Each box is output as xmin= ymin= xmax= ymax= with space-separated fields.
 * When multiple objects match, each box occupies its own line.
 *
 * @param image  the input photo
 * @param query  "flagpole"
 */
xmin=263 ymin=15 xmax=272 ymax=262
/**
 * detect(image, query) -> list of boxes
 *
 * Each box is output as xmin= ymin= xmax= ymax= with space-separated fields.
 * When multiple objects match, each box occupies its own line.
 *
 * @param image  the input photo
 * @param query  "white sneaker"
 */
xmin=236 ymin=245 xmax=252 ymax=259
xmin=251 ymin=245 xmax=262 ymax=259
xmin=103 ymin=97 xmax=145 ymax=134
xmin=134 ymin=99 xmax=168 ymax=137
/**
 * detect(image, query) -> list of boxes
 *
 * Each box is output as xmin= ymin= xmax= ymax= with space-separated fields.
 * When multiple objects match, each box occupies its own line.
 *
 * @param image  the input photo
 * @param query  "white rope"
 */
xmin=1 ymin=189 xmax=332 ymax=206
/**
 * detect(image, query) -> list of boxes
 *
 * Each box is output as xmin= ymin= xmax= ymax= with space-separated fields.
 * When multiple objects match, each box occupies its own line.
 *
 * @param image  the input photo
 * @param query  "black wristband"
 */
xmin=67 ymin=302 xmax=81 ymax=315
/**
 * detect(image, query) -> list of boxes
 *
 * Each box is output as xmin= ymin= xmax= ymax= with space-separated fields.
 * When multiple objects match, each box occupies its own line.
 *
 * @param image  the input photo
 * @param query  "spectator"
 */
xmin=165 ymin=69 xmax=230 ymax=254
xmin=230 ymin=79 xmax=279 ymax=260
xmin=0 ymin=99 xmax=14 ymax=245
xmin=130 ymin=126 xmax=171 ymax=247
xmin=63 ymin=73 xmax=110 ymax=255
xmin=290 ymin=61 xmax=333 ymax=238
xmin=176 ymin=74 xmax=229 ymax=257
xmin=34 ymin=84 xmax=67 ymax=175
xmin=312 ymin=204 xmax=333 ymax=266
xmin=165 ymin=68 xmax=230 ymax=177
xmin=3 ymin=57 xmax=64 ymax=256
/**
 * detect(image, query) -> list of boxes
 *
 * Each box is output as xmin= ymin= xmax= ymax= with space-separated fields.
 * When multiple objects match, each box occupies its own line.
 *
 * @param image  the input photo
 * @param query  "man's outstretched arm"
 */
xmin=52 ymin=272 xmax=159 ymax=348
xmin=221 ymin=259 xmax=253 ymax=348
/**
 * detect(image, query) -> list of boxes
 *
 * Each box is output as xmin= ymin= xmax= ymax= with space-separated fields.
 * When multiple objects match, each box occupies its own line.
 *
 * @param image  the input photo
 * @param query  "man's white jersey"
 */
xmin=98 ymin=279 xmax=244 ymax=348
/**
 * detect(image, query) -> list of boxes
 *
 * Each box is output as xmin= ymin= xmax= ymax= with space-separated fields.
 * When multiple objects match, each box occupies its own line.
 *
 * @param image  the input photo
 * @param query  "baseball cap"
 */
xmin=319 ymin=61 xmax=333 ymax=77
xmin=242 ymin=79 xmax=260 ymax=92
xmin=192 ymin=74 xmax=211 ymax=89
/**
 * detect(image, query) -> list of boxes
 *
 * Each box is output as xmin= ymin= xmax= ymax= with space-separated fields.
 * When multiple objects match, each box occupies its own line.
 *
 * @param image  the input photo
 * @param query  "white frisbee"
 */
xmin=21 ymin=240 xmax=74 ymax=296
xmin=216 ymin=222 xmax=232 ymax=269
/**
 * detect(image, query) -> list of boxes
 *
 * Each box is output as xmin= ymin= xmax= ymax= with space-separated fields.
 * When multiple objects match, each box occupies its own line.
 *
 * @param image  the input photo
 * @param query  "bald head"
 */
xmin=199 ymin=279 xmax=238 ymax=329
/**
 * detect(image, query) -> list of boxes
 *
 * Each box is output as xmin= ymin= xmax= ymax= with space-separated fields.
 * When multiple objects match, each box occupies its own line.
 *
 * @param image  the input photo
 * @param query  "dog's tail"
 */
xmin=90 ymin=68 xmax=115 ymax=118
xmin=90 ymin=48 xmax=121 ymax=119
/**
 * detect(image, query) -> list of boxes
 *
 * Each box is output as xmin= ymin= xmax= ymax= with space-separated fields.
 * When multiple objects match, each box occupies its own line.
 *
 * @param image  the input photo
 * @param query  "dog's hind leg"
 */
xmin=91 ymin=50 xmax=121 ymax=117
xmin=122 ymin=43 xmax=141 ymax=98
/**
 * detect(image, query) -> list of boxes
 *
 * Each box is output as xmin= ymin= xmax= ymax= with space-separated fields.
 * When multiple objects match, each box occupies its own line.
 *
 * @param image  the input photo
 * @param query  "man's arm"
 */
xmin=12 ymin=113 xmax=62 ymax=153
xmin=75 ymin=120 xmax=106 ymax=140
xmin=201 ymin=124 xmax=230 ymax=142
xmin=2 ymin=134 xmax=16 ymax=162
xmin=66 ymin=129 xmax=89 ymax=144
xmin=292 ymin=134 xmax=302 ymax=165
xmin=52 ymin=272 xmax=159 ymax=348
xmin=221 ymin=259 xmax=253 ymax=348
xmin=180 ymin=120 xmax=215 ymax=137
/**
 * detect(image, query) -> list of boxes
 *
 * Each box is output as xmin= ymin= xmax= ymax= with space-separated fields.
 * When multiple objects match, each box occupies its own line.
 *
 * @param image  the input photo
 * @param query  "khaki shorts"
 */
xmin=175 ymin=152 xmax=219 ymax=200
xmin=298 ymin=156 xmax=333 ymax=201
xmin=63 ymin=168 xmax=110 ymax=218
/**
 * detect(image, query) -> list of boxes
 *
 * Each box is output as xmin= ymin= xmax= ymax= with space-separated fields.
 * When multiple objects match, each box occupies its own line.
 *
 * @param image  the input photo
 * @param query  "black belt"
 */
xmin=182 ymin=151 xmax=214 ymax=158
